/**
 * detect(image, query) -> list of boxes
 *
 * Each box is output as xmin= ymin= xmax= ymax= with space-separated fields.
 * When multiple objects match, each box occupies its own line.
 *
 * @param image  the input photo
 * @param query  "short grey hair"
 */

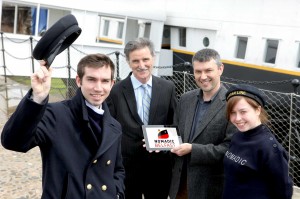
xmin=192 ymin=48 xmax=222 ymax=67
xmin=124 ymin=37 xmax=155 ymax=61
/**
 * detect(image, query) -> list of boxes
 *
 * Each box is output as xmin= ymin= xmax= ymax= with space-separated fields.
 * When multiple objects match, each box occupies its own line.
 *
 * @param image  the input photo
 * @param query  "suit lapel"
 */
xmin=95 ymin=104 xmax=120 ymax=157
xmin=148 ymin=76 xmax=160 ymax=124
xmin=122 ymin=76 xmax=143 ymax=124
xmin=183 ymin=90 xmax=199 ymax=143
xmin=190 ymin=97 xmax=224 ymax=142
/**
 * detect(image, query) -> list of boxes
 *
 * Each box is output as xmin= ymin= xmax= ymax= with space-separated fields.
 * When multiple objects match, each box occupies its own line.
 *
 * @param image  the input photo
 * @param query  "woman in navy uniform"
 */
xmin=223 ymin=84 xmax=293 ymax=199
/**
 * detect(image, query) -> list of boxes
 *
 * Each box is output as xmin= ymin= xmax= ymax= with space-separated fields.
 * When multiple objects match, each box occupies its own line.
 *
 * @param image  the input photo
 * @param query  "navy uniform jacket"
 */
xmin=1 ymin=89 xmax=125 ymax=199
xmin=223 ymin=124 xmax=293 ymax=199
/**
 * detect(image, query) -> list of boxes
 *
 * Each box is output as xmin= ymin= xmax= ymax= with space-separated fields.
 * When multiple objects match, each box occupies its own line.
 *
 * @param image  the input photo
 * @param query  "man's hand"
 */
xmin=31 ymin=60 xmax=53 ymax=103
xmin=142 ymin=139 xmax=160 ymax=153
xmin=170 ymin=143 xmax=192 ymax=156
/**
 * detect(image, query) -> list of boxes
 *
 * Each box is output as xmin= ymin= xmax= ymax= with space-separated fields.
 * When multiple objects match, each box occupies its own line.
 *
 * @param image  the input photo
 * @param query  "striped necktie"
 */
xmin=142 ymin=84 xmax=151 ymax=124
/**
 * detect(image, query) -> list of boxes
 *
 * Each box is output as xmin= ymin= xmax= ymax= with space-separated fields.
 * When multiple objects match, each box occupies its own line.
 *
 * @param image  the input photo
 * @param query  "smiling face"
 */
xmin=76 ymin=66 xmax=114 ymax=107
xmin=229 ymin=97 xmax=262 ymax=132
xmin=127 ymin=47 xmax=154 ymax=84
xmin=193 ymin=59 xmax=223 ymax=98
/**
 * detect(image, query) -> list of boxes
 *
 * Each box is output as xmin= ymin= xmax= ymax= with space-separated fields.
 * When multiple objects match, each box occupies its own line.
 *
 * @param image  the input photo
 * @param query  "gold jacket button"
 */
xmin=106 ymin=160 xmax=111 ymax=165
xmin=101 ymin=185 xmax=107 ymax=191
xmin=93 ymin=159 xmax=97 ymax=164
xmin=87 ymin=184 xmax=92 ymax=190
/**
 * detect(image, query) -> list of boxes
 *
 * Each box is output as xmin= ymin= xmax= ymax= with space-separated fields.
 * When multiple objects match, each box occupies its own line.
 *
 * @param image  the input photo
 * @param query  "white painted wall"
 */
xmin=0 ymin=0 xmax=166 ymax=78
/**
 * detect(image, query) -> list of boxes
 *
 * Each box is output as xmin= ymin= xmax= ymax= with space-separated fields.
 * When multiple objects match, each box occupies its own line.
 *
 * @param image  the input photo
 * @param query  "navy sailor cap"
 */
xmin=33 ymin=14 xmax=82 ymax=67
xmin=226 ymin=84 xmax=266 ymax=107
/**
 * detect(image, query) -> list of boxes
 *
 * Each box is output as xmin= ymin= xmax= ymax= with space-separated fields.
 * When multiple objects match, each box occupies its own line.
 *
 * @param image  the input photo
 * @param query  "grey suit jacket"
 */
xmin=169 ymin=85 xmax=236 ymax=199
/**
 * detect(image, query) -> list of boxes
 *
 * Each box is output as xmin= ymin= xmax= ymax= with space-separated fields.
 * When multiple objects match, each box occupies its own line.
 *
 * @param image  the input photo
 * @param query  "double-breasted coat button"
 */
xmin=87 ymin=184 xmax=92 ymax=190
xmin=106 ymin=160 xmax=111 ymax=165
xmin=93 ymin=159 xmax=97 ymax=164
xmin=101 ymin=185 xmax=107 ymax=191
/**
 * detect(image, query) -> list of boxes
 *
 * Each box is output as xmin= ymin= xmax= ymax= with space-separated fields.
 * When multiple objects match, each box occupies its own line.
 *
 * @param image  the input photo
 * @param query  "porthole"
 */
xmin=203 ymin=37 xmax=209 ymax=47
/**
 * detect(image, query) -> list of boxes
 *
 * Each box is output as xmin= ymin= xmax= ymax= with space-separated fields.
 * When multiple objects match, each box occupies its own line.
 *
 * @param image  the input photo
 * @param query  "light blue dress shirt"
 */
xmin=130 ymin=75 xmax=152 ymax=122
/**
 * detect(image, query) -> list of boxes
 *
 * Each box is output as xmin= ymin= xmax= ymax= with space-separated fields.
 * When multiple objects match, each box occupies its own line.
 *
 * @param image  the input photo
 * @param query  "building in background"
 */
xmin=1 ymin=0 xmax=300 ymax=92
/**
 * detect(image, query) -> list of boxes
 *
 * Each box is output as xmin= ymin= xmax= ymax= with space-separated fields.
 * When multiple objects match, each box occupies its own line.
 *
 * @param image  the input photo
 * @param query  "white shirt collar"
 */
xmin=130 ymin=74 xmax=153 ymax=89
xmin=85 ymin=100 xmax=104 ymax=115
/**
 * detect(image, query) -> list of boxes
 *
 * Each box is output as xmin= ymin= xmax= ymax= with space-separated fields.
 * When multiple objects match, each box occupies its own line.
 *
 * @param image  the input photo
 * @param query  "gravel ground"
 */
xmin=0 ymin=143 xmax=42 ymax=199
xmin=0 ymin=76 xmax=42 ymax=199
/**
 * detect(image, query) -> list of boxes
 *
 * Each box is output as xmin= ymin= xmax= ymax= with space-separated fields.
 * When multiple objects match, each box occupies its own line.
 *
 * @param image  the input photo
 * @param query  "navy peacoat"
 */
xmin=1 ymin=88 xmax=125 ymax=199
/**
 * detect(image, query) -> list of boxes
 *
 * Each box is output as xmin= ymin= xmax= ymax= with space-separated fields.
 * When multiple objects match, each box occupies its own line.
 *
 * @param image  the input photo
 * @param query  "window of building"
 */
xmin=32 ymin=7 xmax=48 ymax=36
xmin=97 ymin=16 xmax=125 ymax=45
xmin=179 ymin=27 xmax=186 ymax=47
xmin=143 ymin=22 xmax=151 ymax=38
xmin=103 ymin=20 xmax=110 ymax=36
xmin=235 ymin=36 xmax=248 ymax=59
xmin=1 ymin=3 xmax=34 ymax=35
xmin=1 ymin=2 xmax=70 ymax=36
xmin=264 ymin=39 xmax=279 ymax=64
xmin=117 ymin=21 xmax=124 ymax=39
xmin=297 ymin=43 xmax=300 ymax=68
xmin=1 ymin=3 xmax=15 ymax=33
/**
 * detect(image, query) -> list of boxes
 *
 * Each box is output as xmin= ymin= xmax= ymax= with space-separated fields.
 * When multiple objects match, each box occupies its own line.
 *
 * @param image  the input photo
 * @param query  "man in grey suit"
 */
xmin=107 ymin=38 xmax=177 ymax=199
xmin=169 ymin=48 xmax=236 ymax=199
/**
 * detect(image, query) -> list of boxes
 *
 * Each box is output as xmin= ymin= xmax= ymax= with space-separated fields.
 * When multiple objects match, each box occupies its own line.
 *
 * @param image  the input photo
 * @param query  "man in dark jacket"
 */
xmin=1 ymin=54 xmax=125 ymax=199
xmin=169 ymin=49 xmax=236 ymax=199
xmin=107 ymin=37 xmax=177 ymax=199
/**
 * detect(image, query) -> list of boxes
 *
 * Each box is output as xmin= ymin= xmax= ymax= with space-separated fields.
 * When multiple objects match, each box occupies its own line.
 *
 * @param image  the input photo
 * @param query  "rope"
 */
xmin=4 ymin=51 xmax=31 ymax=60
xmin=70 ymin=45 xmax=88 ymax=55
xmin=221 ymin=76 xmax=293 ymax=85
xmin=2 ymin=33 xmax=31 ymax=43
xmin=154 ymin=62 xmax=192 ymax=69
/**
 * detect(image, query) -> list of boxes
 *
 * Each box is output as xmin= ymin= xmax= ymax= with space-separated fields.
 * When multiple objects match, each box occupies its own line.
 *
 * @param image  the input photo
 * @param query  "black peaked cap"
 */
xmin=226 ymin=84 xmax=266 ymax=107
xmin=33 ymin=14 xmax=82 ymax=67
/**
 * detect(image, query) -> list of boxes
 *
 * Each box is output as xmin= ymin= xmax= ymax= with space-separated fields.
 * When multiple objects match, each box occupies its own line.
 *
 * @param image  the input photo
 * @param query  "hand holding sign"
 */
xmin=142 ymin=125 xmax=182 ymax=151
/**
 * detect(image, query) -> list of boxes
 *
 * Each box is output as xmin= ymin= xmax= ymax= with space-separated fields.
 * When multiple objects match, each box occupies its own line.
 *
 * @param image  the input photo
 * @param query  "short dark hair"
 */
xmin=124 ymin=37 xmax=155 ymax=61
xmin=77 ymin=53 xmax=115 ymax=80
xmin=192 ymin=48 xmax=222 ymax=67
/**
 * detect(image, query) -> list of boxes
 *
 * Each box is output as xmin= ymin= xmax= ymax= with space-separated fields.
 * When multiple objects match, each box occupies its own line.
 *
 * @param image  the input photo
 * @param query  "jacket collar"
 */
xmin=185 ymin=85 xmax=227 ymax=142
xmin=70 ymin=88 xmax=121 ymax=157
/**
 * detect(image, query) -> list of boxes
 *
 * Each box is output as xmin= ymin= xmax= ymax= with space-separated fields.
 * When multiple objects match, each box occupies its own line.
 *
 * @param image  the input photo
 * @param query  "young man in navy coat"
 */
xmin=1 ymin=54 xmax=125 ymax=199
xmin=107 ymin=37 xmax=177 ymax=199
